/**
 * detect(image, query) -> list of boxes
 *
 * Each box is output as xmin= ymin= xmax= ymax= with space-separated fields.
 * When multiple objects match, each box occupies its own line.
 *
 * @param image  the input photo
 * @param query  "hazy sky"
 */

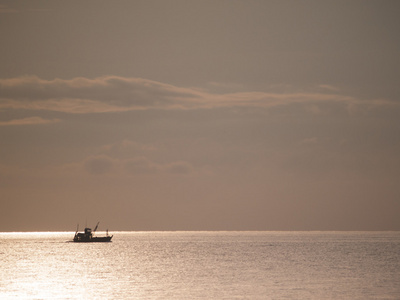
xmin=1 ymin=0 xmax=399 ymax=231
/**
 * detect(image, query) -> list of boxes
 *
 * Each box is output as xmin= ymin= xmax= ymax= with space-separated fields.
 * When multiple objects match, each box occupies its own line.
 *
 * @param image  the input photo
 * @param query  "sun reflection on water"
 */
xmin=1 ymin=231 xmax=400 ymax=299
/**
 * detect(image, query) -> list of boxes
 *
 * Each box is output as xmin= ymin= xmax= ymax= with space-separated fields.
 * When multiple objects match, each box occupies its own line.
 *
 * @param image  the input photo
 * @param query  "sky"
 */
xmin=1 ymin=0 xmax=400 ymax=231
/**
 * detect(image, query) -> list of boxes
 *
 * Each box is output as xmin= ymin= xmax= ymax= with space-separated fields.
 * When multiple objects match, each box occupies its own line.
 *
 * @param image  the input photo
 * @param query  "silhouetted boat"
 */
xmin=73 ymin=222 xmax=113 ymax=242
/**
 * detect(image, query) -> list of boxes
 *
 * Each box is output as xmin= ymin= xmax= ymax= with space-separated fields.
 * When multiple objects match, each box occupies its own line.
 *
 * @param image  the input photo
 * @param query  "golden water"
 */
xmin=1 ymin=231 xmax=399 ymax=299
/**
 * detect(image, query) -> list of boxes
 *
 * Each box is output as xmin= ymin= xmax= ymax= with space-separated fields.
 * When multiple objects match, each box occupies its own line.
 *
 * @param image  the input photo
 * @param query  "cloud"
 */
xmin=80 ymin=152 xmax=194 ymax=176
xmin=1 ymin=75 xmax=398 ymax=115
xmin=84 ymin=155 xmax=116 ymax=175
xmin=100 ymin=140 xmax=157 ymax=159
xmin=0 ymin=117 xmax=60 ymax=126
xmin=124 ymin=158 xmax=194 ymax=175
xmin=85 ymin=140 xmax=194 ymax=175
xmin=163 ymin=161 xmax=193 ymax=175
xmin=124 ymin=157 xmax=158 ymax=175
xmin=318 ymin=84 xmax=340 ymax=92
xmin=0 ymin=76 xmax=201 ymax=113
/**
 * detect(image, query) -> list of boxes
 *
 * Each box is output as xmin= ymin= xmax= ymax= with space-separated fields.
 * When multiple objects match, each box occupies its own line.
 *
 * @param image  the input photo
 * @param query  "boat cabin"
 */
xmin=74 ymin=227 xmax=93 ymax=242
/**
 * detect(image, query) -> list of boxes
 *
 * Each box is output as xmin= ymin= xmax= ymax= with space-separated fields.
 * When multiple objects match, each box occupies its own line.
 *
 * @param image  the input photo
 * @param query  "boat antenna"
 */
xmin=94 ymin=222 xmax=99 ymax=232
xmin=76 ymin=223 xmax=79 ymax=234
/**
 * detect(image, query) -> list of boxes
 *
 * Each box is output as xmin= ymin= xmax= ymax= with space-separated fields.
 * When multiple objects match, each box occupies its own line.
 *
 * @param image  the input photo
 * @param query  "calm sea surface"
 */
xmin=1 ymin=231 xmax=399 ymax=299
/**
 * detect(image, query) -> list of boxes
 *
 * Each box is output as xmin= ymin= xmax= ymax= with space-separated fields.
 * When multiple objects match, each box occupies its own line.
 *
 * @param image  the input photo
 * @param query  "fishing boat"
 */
xmin=73 ymin=222 xmax=113 ymax=242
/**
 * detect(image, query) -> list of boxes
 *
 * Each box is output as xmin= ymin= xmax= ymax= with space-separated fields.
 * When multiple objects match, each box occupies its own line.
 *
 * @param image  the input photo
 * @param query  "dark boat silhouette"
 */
xmin=73 ymin=222 xmax=113 ymax=242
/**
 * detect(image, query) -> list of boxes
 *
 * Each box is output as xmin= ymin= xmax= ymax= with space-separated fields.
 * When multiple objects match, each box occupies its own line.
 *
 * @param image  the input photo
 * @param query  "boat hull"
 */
xmin=73 ymin=236 xmax=113 ymax=243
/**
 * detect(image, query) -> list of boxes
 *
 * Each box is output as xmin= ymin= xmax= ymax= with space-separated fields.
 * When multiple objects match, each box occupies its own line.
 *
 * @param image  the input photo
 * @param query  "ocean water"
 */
xmin=1 ymin=231 xmax=399 ymax=299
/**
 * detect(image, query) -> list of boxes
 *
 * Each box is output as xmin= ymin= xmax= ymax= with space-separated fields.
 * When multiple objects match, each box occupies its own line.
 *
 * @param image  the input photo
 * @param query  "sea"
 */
xmin=1 ymin=231 xmax=399 ymax=299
